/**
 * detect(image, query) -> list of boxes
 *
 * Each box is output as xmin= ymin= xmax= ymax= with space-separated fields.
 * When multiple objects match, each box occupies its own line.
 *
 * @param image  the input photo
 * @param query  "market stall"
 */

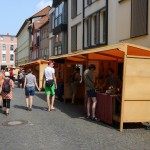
xmin=19 ymin=60 xmax=48 ymax=88
xmin=50 ymin=43 xmax=150 ymax=131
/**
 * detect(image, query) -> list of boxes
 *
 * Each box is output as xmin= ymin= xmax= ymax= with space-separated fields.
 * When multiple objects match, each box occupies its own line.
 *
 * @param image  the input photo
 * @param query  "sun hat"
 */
xmin=5 ymin=72 xmax=10 ymax=77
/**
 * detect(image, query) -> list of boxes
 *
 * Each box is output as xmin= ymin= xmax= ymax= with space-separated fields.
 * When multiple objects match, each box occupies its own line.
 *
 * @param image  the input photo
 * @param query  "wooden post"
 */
xmin=120 ymin=44 xmax=127 ymax=132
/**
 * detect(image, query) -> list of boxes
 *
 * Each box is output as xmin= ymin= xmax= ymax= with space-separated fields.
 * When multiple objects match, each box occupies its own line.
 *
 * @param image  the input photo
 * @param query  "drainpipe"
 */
xmin=106 ymin=0 xmax=108 ymax=45
xmin=83 ymin=0 xmax=85 ymax=50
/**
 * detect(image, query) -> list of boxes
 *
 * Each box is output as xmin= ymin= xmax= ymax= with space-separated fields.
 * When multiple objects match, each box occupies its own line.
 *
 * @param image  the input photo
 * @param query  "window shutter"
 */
xmin=96 ymin=12 xmax=100 ymax=44
xmin=131 ymin=0 xmax=148 ymax=37
xmin=71 ymin=0 xmax=77 ymax=18
xmin=71 ymin=25 xmax=77 ymax=51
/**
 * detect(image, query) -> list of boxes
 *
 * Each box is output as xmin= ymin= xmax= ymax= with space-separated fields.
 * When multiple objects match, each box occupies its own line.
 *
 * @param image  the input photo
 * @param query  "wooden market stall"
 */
xmin=50 ymin=54 xmax=86 ymax=102
xmin=19 ymin=59 xmax=48 ymax=88
xmin=50 ymin=43 xmax=150 ymax=131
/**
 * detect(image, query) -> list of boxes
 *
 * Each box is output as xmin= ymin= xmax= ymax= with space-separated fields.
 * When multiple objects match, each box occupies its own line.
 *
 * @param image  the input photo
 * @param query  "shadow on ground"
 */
xmin=34 ymin=92 xmax=146 ymax=131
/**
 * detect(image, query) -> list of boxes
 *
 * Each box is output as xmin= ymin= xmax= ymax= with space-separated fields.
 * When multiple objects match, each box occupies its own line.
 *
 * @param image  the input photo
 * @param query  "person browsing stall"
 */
xmin=84 ymin=64 xmax=98 ymax=121
xmin=42 ymin=60 xmax=57 ymax=112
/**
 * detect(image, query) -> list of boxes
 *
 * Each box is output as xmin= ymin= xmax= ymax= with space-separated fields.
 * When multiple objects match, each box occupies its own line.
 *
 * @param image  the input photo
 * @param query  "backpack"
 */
xmin=3 ymin=79 xmax=11 ymax=93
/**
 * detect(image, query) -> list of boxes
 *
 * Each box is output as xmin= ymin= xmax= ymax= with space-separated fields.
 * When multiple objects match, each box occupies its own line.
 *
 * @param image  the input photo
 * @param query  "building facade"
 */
xmin=50 ymin=0 xmax=68 ymax=56
xmin=39 ymin=21 xmax=49 ymax=59
xmin=16 ymin=20 xmax=30 ymax=66
xmin=16 ymin=6 xmax=50 ymax=66
xmin=67 ymin=0 xmax=150 ymax=54
xmin=0 ymin=34 xmax=17 ymax=69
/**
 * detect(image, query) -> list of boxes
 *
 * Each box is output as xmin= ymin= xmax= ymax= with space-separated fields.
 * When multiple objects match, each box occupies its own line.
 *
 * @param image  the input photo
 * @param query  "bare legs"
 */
xmin=46 ymin=95 xmax=50 ymax=111
xmin=87 ymin=97 xmax=97 ymax=118
xmin=46 ymin=94 xmax=55 ymax=111
xmin=26 ymin=96 xmax=33 ymax=110
xmin=51 ymin=95 xmax=55 ymax=109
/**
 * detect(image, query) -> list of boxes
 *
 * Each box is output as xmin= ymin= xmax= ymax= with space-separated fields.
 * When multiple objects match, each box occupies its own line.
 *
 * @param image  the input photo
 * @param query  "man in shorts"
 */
xmin=84 ymin=64 xmax=98 ymax=121
xmin=42 ymin=60 xmax=57 ymax=111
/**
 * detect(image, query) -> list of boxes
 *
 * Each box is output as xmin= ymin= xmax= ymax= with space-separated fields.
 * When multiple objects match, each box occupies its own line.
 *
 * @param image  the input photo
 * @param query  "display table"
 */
xmin=84 ymin=92 xmax=119 ymax=125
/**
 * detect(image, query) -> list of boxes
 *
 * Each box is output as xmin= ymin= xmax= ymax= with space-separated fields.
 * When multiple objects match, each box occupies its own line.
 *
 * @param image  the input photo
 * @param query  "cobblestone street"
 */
xmin=0 ymin=86 xmax=150 ymax=150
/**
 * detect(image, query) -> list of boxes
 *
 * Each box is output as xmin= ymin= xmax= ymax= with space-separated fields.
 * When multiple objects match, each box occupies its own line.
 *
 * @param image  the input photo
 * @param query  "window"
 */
xmin=2 ymin=44 xmax=6 ymax=50
xmin=87 ymin=0 xmax=92 ymax=5
xmin=55 ymin=33 xmax=62 ymax=43
xmin=71 ymin=25 xmax=77 ymax=51
xmin=71 ymin=0 xmax=77 ymax=18
xmin=131 ymin=0 xmax=148 ymax=38
xmin=84 ymin=8 xmax=107 ymax=48
xmin=100 ymin=10 xmax=107 ymax=43
xmin=54 ymin=3 xmax=63 ymax=27
xmin=10 ymin=54 xmax=14 ymax=61
xmin=49 ymin=14 xmax=53 ymax=32
xmin=10 ymin=45 xmax=14 ymax=50
xmin=10 ymin=37 xmax=14 ymax=41
xmin=2 ymin=54 xmax=6 ymax=61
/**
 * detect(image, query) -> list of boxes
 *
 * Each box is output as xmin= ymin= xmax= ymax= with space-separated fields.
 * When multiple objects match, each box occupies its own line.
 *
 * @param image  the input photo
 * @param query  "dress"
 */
xmin=1 ymin=79 xmax=13 ymax=100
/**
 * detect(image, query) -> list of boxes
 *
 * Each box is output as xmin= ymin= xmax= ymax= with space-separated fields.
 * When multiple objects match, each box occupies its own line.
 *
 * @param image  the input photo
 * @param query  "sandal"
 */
xmin=50 ymin=108 xmax=56 ymax=111
xmin=91 ymin=117 xmax=99 ymax=121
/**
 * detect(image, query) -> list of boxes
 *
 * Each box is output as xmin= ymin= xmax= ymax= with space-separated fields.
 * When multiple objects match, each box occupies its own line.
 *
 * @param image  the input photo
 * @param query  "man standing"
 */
xmin=84 ymin=64 xmax=98 ymax=121
xmin=42 ymin=60 xmax=57 ymax=111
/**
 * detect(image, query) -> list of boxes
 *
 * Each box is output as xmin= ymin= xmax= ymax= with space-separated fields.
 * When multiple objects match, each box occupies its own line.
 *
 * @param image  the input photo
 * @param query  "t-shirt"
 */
xmin=18 ymin=72 xmax=24 ymax=79
xmin=84 ymin=69 xmax=95 ymax=91
xmin=44 ymin=66 xmax=55 ymax=81
xmin=25 ymin=74 xmax=36 ymax=87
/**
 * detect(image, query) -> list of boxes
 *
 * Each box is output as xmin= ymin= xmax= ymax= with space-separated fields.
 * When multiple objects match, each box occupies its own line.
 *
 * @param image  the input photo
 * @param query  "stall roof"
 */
xmin=19 ymin=59 xmax=48 ymax=67
xmin=49 ymin=43 xmax=150 ymax=62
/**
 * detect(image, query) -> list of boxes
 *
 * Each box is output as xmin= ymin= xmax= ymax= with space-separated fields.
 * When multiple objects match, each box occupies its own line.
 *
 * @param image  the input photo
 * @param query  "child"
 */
xmin=1 ymin=72 xmax=14 ymax=115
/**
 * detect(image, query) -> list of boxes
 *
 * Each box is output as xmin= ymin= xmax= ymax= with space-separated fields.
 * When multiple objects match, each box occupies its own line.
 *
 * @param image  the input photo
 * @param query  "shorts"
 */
xmin=87 ymin=89 xmax=97 ymax=98
xmin=25 ymin=86 xmax=35 ymax=96
xmin=45 ymin=84 xmax=55 ymax=95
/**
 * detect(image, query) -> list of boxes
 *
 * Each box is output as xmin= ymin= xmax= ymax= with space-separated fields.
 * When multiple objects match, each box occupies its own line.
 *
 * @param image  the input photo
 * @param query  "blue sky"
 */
xmin=0 ymin=0 xmax=52 ymax=36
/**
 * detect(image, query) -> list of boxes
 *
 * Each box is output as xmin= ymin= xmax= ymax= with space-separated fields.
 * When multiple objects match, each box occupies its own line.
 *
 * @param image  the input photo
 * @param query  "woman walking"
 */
xmin=0 ymin=72 xmax=4 ymax=108
xmin=24 ymin=69 xmax=40 ymax=111
xmin=1 ymin=72 xmax=14 ymax=115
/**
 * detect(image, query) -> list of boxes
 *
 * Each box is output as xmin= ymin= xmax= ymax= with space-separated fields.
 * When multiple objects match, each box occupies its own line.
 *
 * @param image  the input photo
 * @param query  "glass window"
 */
xmin=54 ymin=3 xmax=63 ymax=28
xmin=2 ymin=44 xmax=6 ymax=50
xmin=10 ymin=45 xmax=14 ymax=50
xmin=10 ymin=54 xmax=14 ymax=61
xmin=2 ymin=54 xmax=6 ymax=61
xmin=55 ymin=7 xmax=59 ymax=18
xmin=10 ymin=37 xmax=14 ymax=41
xmin=58 ymin=3 xmax=62 ymax=14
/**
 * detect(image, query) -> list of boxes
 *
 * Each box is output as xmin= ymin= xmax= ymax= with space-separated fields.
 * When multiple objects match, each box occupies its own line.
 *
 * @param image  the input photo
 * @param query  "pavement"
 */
xmin=0 ymin=84 xmax=150 ymax=150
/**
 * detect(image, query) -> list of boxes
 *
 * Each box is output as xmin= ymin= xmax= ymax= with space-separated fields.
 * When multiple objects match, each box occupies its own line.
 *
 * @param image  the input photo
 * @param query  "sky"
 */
xmin=0 ymin=0 xmax=52 ymax=36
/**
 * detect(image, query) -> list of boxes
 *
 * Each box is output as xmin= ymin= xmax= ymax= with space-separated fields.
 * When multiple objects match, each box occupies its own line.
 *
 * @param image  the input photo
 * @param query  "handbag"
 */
xmin=46 ymin=80 xmax=54 ymax=87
